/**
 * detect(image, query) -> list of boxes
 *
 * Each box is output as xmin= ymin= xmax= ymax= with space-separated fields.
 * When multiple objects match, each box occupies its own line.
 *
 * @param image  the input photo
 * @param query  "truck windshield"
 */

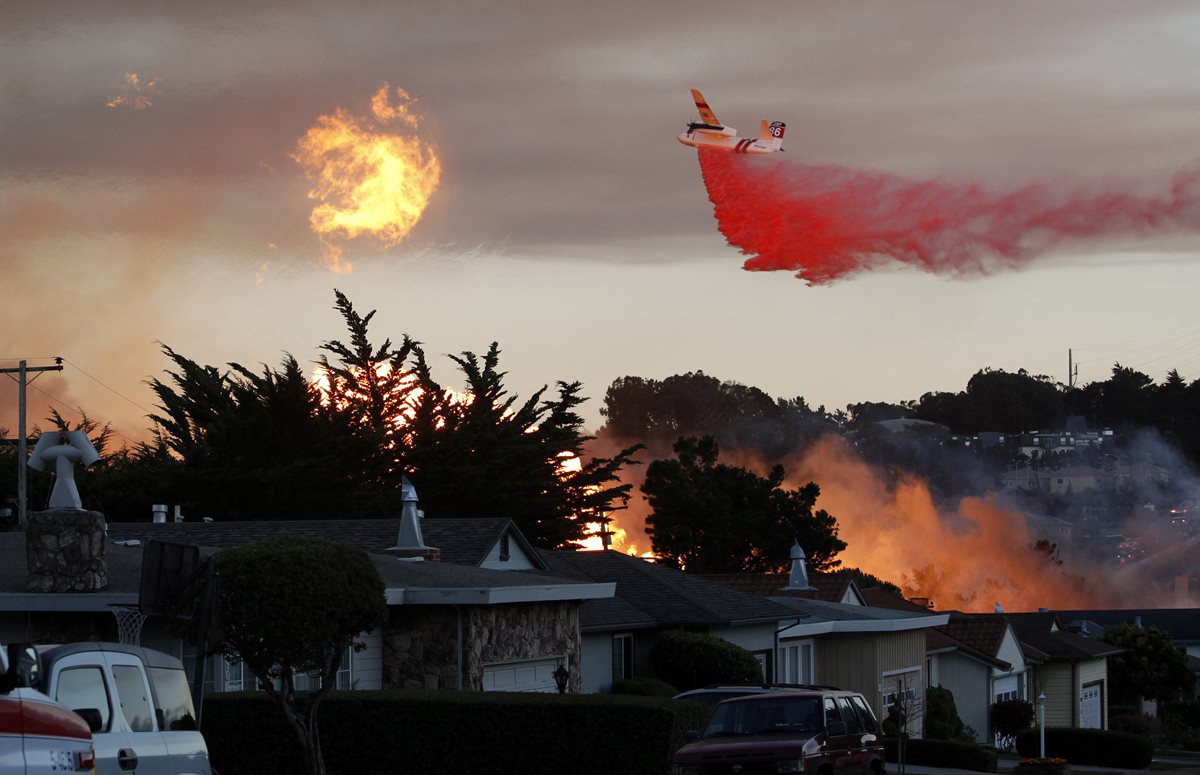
xmin=704 ymin=697 xmax=821 ymax=737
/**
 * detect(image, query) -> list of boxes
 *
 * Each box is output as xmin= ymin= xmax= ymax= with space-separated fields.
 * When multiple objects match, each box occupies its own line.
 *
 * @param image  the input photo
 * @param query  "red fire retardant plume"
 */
xmin=697 ymin=148 xmax=1200 ymax=284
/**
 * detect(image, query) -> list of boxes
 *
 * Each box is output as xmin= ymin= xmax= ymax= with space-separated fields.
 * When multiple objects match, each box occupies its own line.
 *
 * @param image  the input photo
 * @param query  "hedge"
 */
xmin=611 ymin=677 xmax=680 ymax=698
xmin=1015 ymin=727 xmax=1153 ymax=769
xmin=649 ymin=630 xmax=763 ymax=691
xmin=201 ymin=690 xmax=709 ymax=775
xmin=884 ymin=738 xmax=998 ymax=772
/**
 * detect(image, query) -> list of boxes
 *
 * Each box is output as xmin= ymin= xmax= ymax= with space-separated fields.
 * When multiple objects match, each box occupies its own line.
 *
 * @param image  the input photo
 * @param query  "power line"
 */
xmin=59 ymin=357 xmax=156 ymax=416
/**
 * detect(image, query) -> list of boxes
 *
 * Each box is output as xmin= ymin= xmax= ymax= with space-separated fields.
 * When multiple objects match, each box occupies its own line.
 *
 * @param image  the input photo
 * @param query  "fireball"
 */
xmin=294 ymin=83 xmax=441 ymax=273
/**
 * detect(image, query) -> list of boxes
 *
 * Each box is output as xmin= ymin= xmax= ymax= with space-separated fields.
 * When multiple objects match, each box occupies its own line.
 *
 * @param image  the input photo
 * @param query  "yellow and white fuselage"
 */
xmin=677 ymin=88 xmax=785 ymax=154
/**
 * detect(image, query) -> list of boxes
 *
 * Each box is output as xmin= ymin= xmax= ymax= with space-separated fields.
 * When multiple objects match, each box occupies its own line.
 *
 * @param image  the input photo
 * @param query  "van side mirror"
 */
xmin=5 ymin=644 xmax=41 ymax=690
xmin=74 ymin=708 xmax=104 ymax=733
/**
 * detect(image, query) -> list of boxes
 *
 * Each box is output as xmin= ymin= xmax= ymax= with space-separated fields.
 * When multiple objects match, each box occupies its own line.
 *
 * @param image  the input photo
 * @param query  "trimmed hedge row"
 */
xmin=649 ymin=630 xmax=763 ymax=691
xmin=1015 ymin=727 xmax=1153 ymax=769
xmin=202 ymin=690 xmax=709 ymax=775
xmin=884 ymin=738 xmax=998 ymax=772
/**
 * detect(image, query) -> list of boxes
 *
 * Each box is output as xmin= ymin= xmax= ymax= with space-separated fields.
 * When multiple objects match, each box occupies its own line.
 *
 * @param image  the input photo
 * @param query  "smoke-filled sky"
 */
xmin=5 ymin=1 xmax=1200 ymax=445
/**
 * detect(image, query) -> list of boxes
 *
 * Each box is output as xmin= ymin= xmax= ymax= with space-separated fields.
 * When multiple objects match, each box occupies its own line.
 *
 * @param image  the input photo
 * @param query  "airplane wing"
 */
xmin=690 ymin=88 xmax=722 ymax=127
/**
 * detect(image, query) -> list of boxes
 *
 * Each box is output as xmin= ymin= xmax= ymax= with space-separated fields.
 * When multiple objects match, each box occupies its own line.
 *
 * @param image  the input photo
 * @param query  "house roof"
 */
xmin=931 ymin=614 xmax=1015 ymax=669
xmin=107 ymin=517 xmax=545 ymax=570
xmin=772 ymin=596 xmax=947 ymax=637
xmin=1005 ymin=612 xmax=1123 ymax=662
xmin=860 ymin=587 xmax=939 ymax=613
xmin=1043 ymin=608 xmax=1200 ymax=645
xmin=0 ymin=520 xmax=607 ymax=612
xmin=698 ymin=571 xmax=864 ymax=605
xmin=926 ymin=627 xmax=1011 ymax=670
xmin=536 ymin=550 xmax=798 ymax=633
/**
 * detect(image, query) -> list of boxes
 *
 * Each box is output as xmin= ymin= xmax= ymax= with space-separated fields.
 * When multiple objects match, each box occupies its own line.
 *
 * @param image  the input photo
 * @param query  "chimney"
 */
xmin=775 ymin=540 xmax=818 ymax=598
xmin=152 ymin=504 xmax=167 ymax=523
xmin=1134 ymin=615 xmax=1143 ymax=629
xmin=994 ymin=602 xmax=1004 ymax=613
xmin=382 ymin=477 xmax=440 ymax=561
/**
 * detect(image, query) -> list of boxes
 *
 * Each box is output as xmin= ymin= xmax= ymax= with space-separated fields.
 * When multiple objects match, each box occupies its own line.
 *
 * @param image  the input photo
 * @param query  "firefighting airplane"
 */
xmin=677 ymin=88 xmax=785 ymax=154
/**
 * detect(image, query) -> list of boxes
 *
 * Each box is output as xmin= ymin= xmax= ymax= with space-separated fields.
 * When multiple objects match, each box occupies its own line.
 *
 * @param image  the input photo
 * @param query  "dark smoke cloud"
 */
xmin=698 ymin=149 xmax=1200 ymax=284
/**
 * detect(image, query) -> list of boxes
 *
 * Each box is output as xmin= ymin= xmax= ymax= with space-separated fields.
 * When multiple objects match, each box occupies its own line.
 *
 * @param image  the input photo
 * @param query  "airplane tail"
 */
xmin=759 ymin=119 xmax=786 ymax=149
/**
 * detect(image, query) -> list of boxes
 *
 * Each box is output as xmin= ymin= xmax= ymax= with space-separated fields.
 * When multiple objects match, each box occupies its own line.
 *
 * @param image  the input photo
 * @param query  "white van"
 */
xmin=38 ymin=642 xmax=211 ymax=775
xmin=0 ymin=643 xmax=96 ymax=773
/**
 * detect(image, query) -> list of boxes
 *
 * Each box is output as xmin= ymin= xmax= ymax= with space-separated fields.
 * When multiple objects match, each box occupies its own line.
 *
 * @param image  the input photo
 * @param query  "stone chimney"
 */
xmin=382 ymin=477 xmax=440 ymax=561
xmin=26 ymin=509 xmax=107 ymax=592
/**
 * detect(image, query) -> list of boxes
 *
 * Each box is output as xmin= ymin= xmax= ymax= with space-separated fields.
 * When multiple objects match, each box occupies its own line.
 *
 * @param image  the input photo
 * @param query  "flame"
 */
xmin=294 ymin=83 xmax=441 ymax=273
xmin=106 ymin=72 xmax=159 ymax=110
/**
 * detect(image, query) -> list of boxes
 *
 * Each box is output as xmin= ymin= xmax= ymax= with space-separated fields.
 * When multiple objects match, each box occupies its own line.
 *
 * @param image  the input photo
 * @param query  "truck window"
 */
xmin=111 ymin=664 xmax=155 ymax=732
xmin=849 ymin=694 xmax=880 ymax=733
xmin=836 ymin=697 xmax=862 ymax=734
xmin=55 ymin=666 xmax=112 ymax=732
xmin=149 ymin=667 xmax=198 ymax=730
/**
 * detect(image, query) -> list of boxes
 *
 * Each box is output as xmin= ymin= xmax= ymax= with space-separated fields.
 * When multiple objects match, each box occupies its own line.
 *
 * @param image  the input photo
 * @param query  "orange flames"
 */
xmin=782 ymin=435 xmax=1119 ymax=612
xmin=294 ymin=83 xmax=441 ymax=273
xmin=106 ymin=72 xmax=159 ymax=110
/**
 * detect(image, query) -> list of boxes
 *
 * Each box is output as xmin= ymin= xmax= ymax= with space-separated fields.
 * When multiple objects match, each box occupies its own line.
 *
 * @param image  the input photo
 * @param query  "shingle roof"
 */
xmin=1006 ymin=612 xmax=1123 ymax=661
xmin=1048 ymin=608 xmax=1200 ymax=644
xmin=537 ymin=550 xmax=797 ymax=632
xmin=698 ymin=571 xmax=859 ymax=604
xmin=940 ymin=614 xmax=1011 ymax=659
xmin=926 ymin=628 xmax=1011 ymax=670
xmin=861 ymin=587 xmax=939 ymax=613
xmin=106 ymin=517 xmax=542 ymax=569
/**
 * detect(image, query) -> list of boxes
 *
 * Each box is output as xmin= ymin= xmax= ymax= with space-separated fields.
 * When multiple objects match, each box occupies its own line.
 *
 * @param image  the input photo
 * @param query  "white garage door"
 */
xmin=1080 ymin=684 xmax=1102 ymax=729
xmin=482 ymin=658 xmax=560 ymax=693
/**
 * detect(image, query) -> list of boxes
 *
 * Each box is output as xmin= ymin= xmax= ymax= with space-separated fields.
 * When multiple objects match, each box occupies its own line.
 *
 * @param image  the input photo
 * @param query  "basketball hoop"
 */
xmin=110 ymin=604 xmax=148 ymax=646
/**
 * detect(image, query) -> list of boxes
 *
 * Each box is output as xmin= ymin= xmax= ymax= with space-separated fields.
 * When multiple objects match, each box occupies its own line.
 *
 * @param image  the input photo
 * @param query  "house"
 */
xmin=535 ymin=549 xmax=797 ymax=693
xmin=701 ymin=553 xmax=948 ymax=732
xmin=1006 ymin=612 xmax=1122 ymax=730
xmin=929 ymin=614 xmax=1032 ymax=744
xmin=2 ymin=509 xmax=617 ymax=694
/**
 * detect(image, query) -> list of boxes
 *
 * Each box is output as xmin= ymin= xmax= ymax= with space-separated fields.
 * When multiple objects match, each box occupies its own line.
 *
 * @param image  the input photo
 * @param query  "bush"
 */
xmin=884 ymin=737 xmax=998 ymax=771
xmin=926 ymin=685 xmax=965 ymax=740
xmin=203 ymin=690 xmax=710 ymax=775
xmin=991 ymin=698 xmax=1034 ymax=750
xmin=1164 ymin=700 xmax=1200 ymax=730
xmin=1015 ymin=727 xmax=1154 ymax=769
xmin=612 ymin=677 xmax=679 ymax=698
xmin=649 ymin=630 xmax=762 ymax=692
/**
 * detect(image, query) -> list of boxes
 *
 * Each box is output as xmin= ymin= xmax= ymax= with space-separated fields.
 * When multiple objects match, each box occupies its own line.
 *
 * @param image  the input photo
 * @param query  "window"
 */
xmin=780 ymin=641 xmax=814 ymax=684
xmin=55 ymin=666 xmax=111 ymax=732
xmin=499 ymin=533 xmax=510 ymax=562
xmin=849 ymin=694 xmax=880 ymax=734
xmin=882 ymin=670 xmax=920 ymax=710
xmin=836 ymin=697 xmax=862 ymax=734
xmin=149 ymin=667 xmax=197 ymax=730
xmin=823 ymin=697 xmax=841 ymax=728
xmin=111 ymin=665 xmax=155 ymax=732
xmin=612 ymin=634 xmax=633 ymax=681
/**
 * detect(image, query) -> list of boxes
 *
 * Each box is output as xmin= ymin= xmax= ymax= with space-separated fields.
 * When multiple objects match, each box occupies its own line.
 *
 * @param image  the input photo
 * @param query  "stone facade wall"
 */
xmin=382 ymin=607 xmax=461 ymax=689
xmin=381 ymin=601 xmax=582 ymax=691
xmin=466 ymin=602 xmax=581 ymax=692
xmin=25 ymin=509 xmax=107 ymax=592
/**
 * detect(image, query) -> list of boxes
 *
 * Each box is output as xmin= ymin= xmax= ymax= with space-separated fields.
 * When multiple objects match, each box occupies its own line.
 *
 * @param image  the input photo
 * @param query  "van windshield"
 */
xmin=704 ymin=696 xmax=821 ymax=737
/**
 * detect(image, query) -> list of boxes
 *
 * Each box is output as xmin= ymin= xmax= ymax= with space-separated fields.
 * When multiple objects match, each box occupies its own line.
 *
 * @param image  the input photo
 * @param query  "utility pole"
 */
xmin=1067 ymin=348 xmax=1077 ymax=389
xmin=1 ymin=358 xmax=64 ymax=525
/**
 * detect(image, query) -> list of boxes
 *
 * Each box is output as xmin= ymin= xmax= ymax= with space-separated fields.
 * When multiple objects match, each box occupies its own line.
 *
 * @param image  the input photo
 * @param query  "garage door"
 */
xmin=482 ymin=658 xmax=560 ymax=693
xmin=1080 ymin=684 xmax=1102 ymax=729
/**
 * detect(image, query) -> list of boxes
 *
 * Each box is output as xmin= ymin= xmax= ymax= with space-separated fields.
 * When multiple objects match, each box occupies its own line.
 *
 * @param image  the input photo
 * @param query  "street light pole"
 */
xmin=1037 ymin=692 xmax=1046 ymax=758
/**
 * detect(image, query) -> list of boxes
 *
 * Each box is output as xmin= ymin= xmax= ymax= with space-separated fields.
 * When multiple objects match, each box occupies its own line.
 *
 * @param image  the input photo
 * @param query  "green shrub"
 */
xmin=649 ymin=630 xmax=762 ymax=692
xmin=202 ymin=689 xmax=710 ymax=775
xmin=1164 ymin=700 xmax=1200 ymax=730
xmin=1015 ymin=727 xmax=1154 ymax=769
xmin=884 ymin=737 xmax=997 ymax=771
xmin=990 ymin=698 xmax=1034 ymax=750
xmin=612 ymin=677 xmax=680 ymax=697
xmin=925 ymin=685 xmax=965 ymax=740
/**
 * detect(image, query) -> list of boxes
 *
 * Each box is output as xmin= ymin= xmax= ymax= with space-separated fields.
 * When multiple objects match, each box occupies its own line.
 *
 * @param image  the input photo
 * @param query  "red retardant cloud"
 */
xmin=697 ymin=148 xmax=1200 ymax=284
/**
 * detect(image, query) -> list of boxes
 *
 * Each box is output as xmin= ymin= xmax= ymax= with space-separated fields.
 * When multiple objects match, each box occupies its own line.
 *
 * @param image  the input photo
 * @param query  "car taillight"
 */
xmin=76 ymin=747 xmax=96 ymax=772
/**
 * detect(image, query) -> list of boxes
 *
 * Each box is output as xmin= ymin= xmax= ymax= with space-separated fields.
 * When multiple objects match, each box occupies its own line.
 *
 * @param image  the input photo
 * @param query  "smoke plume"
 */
xmin=698 ymin=148 xmax=1200 ymax=284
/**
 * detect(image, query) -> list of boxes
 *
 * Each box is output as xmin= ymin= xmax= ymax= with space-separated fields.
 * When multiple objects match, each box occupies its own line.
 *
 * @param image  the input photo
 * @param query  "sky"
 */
xmin=5 ymin=1 xmax=1200 ymax=446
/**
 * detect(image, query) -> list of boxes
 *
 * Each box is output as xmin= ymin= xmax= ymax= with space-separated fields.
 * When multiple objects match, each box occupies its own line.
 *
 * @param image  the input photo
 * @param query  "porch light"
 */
xmin=553 ymin=663 xmax=569 ymax=694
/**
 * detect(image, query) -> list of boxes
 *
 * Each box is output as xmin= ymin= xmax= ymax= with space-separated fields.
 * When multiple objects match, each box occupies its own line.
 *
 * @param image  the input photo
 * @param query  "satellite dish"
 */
xmin=26 ymin=430 xmax=101 ymax=510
